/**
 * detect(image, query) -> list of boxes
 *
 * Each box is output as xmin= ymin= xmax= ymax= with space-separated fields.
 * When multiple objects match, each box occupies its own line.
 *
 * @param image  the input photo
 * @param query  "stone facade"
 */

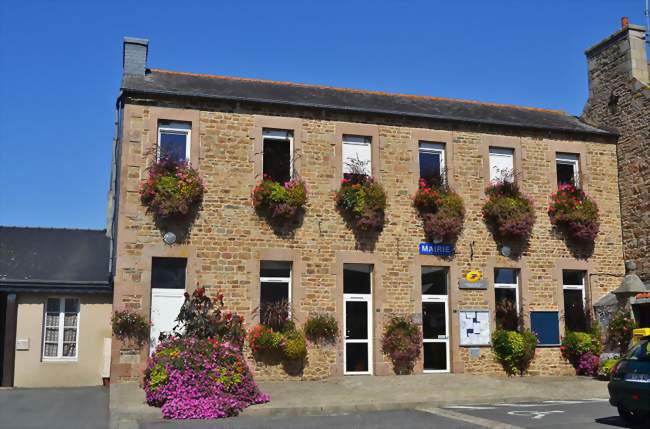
xmin=582 ymin=22 xmax=650 ymax=283
xmin=110 ymin=93 xmax=624 ymax=381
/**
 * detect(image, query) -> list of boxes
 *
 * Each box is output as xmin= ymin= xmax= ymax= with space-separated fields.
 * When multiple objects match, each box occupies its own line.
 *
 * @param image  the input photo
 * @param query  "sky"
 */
xmin=0 ymin=0 xmax=647 ymax=229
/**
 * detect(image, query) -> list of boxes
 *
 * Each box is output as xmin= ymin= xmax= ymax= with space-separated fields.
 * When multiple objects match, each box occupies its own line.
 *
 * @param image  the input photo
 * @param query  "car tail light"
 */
xmin=632 ymin=394 xmax=640 ymax=401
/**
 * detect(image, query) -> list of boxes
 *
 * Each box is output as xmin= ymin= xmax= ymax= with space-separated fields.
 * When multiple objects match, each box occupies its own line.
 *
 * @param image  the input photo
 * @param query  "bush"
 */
xmin=252 ymin=176 xmax=307 ymax=220
xmin=381 ymin=316 xmax=422 ymax=375
xmin=607 ymin=311 xmax=636 ymax=355
xmin=598 ymin=357 xmax=620 ymax=379
xmin=111 ymin=310 xmax=149 ymax=346
xmin=576 ymin=352 xmax=600 ymax=376
xmin=560 ymin=331 xmax=602 ymax=369
xmin=491 ymin=329 xmax=537 ymax=376
xmin=140 ymin=157 xmax=205 ymax=220
xmin=283 ymin=329 xmax=308 ymax=361
xmin=172 ymin=288 xmax=246 ymax=349
xmin=414 ymin=179 xmax=465 ymax=243
xmin=304 ymin=314 xmax=339 ymax=344
xmin=481 ymin=180 xmax=535 ymax=241
xmin=548 ymin=184 xmax=599 ymax=242
xmin=144 ymin=337 xmax=269 ymax=419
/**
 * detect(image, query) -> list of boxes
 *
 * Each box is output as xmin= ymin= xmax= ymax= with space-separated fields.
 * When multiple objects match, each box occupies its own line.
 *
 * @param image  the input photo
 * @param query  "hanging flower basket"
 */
xmin=252 ymin=176 xmax=307 ymax=220
xmin=413 ymin=179 xmax=465 ymax=243
xmin=335 ymin=175 xmax=387 ymax=232
xmin=548 ymin=184 xmax=599 ymax=242
xmin=140 ymin=158 xmax=205 ymax=220
xmin=481 ymin=180 xmax=535 ymax=241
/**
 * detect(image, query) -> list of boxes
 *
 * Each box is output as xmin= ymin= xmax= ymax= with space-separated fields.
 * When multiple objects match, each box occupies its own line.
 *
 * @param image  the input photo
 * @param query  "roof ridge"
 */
xmin=149 ymin=68 xmax=569 ymax=116
xmin=0 ymin=226 xmax=107 ymax=233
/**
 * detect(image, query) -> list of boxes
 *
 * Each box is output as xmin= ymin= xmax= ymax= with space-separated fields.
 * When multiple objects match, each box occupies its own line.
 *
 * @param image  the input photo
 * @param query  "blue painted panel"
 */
xmin=530 ymin=311 xmax=560 ymax=346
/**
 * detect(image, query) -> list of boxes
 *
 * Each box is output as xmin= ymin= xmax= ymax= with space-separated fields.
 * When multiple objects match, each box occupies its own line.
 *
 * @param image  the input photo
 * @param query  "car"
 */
xmin=608 ymin=335 xmax=650 ymax=423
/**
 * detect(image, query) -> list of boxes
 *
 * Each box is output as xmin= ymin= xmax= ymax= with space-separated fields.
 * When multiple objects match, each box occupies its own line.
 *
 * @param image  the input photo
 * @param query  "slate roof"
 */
xmin=121 ymin=69 xmax=613 ymax=137
xmin=0 ymin=227 xmax=111 ymax=292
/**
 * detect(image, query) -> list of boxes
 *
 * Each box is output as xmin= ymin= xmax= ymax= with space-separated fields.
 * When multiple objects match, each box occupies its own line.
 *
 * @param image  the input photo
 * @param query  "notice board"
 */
xmin=530 ymin=311 xmax=560 ymax=346
xmin=459 ymin=310 xmax=490 ymax=346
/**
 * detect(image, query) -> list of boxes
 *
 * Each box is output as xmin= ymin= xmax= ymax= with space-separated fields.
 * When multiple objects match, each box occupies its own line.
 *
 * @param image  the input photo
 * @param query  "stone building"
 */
xmin=582 ymin=19 xmax=650 ymax=284
xmin=109 ymin=35 xmax=625 ymax=382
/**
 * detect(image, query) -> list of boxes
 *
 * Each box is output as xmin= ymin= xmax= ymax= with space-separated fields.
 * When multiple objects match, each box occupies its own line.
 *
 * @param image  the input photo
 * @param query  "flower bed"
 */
xmin=140 ymin=157 xmax=205 ymax=220
xmin=381 ymin=316 xmax=422 ymax=375
xmin=481 ymin=180 xmax=535 ymax=241
xmin=335 ymin=176 xmax=387 ymax=232
xmin=252 ymin=176 xmax=307 ymax=220
xmin=491 ymin=329 xmax=537 ymax=376
xmin=548 ymin=184 xmax=599 ymax=242
xmin=144 ymin=337 xmax=269 ymax=419
xmin=413 ymin=179 xmax=465 ymax=243
xmin=560 ymin=331 xmax=602 ymax=372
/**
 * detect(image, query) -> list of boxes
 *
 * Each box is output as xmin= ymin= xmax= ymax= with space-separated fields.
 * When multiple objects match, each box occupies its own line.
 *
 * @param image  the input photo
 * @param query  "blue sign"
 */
xmin=419 ymin=243 xmax=454 ymax=256
xmin=530 ymin=311 xmax=560 ymax=346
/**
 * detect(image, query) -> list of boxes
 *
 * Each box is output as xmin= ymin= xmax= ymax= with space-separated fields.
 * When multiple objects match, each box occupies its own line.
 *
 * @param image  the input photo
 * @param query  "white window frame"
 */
xmin=343 ymin=264 xmax=373 ymax=376
xmin=562 ymin=270 xmax=585 ymax=307
xmin=421 ymin=266 xmax=450 ymax=374
xmin=342 ymin=135 xmax=372 ymax=176
xmin=263 ymin=129 xmax=294 ymax=179
xmin=494 ymin=268 xmax=520 ymax=316
xmin=418 ymin=142 xmax=446 ymax=183
xmin=42 ymin=297 xmax=80 ymax=361
xmin=157 ymin=124 xmax=191 ymax=163
xmin=556 ymin=153 xmax=580 ymax=188
xmin=260 ymin=261 xmax=292 ymax=316
xmin=488 ymin=147 xmax=514 ymax=182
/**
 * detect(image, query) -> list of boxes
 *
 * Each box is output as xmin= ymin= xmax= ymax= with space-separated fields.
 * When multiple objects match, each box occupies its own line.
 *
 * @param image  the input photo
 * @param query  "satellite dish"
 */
xmin=163 ymin=231 xmax=177 ymax=245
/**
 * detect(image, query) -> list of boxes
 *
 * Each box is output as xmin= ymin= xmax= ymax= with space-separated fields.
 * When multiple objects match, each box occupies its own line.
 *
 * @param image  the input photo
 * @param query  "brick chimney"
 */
xmin=122 ymin=37 xmax=149 ymax=76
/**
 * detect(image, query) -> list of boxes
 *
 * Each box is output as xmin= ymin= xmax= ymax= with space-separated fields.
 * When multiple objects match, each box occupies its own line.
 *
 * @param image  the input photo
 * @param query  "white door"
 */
xmin=150 ymin=288 xmax=185 ymax=355
xmin=344 ymin=294 xmax=373 ymax=375
xmin=422 ymin=295 xmax=450 ymax=373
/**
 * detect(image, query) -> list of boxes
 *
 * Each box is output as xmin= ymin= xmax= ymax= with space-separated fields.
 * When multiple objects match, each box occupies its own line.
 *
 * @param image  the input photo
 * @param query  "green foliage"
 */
xmin=414 ymin=179 xmax=465 ymax=243
xmin=248 ymin=324 xmax=285 ymax=354
xmin=491 ymin=329 xmax=537 ymax=376
xmin=560 ymin=331 xmax=602 ymax=369
xmin=598 ymin=358 xmax=620 ymax=379
xmin=252 ymin=177 xmax=307 ymax=220
xmin=548 ymin=184 xmax=600 ymax=241
xmin=381 ymin=316 xmax=422 ymax=375
xmin=482 ymin=180 xmax=535 ymax=241
xmin=336 ymin=176 xmax=387 ymax=231
xmin=283 ymin=329 xmax=308 ymax=361
xmin=304 ymin=314 xmax=339 ymax=344
xmin=111 ymin=310 xmax=149 ymax=346
xmin=607 ymin=311 xmax=636 ymax=355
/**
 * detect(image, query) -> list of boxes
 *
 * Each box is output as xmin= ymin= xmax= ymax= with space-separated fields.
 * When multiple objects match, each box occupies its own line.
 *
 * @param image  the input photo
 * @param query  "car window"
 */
xmin=625 ymin=340 xmax=650 ymax=361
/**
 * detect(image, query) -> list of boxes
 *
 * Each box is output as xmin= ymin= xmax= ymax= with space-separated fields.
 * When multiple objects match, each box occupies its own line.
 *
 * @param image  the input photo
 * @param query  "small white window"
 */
xmin=343 ymin=135 xmax=372 ymax=177
xmin=260 ymin=261 xmax=292 ymax=325
xmin=43 ymin=298 xmax=80 ymax=360
xmin=556 ymin=153 xmax=580 ymax=187
xmin=494 ymin=268 xmax=519 ymax=330
xmin=563 ymin=270 xmax=586 ymax=331
xmin=158 ymin=121 xmax=191 ymax=163
xmin=419 ymin=142 xmax=445 ymax=186
xmin=263 ymin=129 xmax=293 ymax=183
xmin=489 ymin=147 xmax=514 ymax=182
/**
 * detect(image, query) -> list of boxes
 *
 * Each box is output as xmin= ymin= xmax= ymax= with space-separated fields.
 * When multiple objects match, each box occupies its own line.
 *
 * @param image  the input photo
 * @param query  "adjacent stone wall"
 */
xmin=111 ymin=96 xmax=624 ymax=381
xmin=583 ymin=24 xmax=650 ymax=283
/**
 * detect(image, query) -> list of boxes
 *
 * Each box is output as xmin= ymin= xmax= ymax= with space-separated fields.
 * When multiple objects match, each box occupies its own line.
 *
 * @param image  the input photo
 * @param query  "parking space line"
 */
xmin=418 ymin=407 xmax=525 ymax=429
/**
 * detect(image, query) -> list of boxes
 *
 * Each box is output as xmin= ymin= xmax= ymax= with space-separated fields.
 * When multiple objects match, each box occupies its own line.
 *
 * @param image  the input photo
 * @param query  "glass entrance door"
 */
xmin=421 ymin=267 xmax=450 ymax=373
xmin=343 ymin=264 xmax=373 ymax=375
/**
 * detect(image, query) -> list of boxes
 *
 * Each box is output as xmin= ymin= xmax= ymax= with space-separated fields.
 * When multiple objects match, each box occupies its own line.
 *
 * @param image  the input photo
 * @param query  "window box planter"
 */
xmin=335 ymin=175 xmax=387 ymax=232
xmin=481 ymin=180 xmax=535 ymax=242
xmin=548 ymin=184 xmax=600 ymax=242
xmin=252 ymin=176 xmax=307 ymax=221
xmin=140 ymin=158 xmax=205 ymax=220
xmin=413 ymin=179 xmax=465 ymax=243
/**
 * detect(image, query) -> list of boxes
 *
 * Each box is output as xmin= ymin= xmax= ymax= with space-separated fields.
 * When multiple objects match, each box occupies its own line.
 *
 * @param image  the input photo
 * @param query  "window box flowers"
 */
xmin=248 ymin=324 xmax=308 ymax=362
xmin=252 ymin=176 xmax=307 ymax=221
xmin=548 ymin=183 xmax=600 ymax=242
xmin=140 ymin=157 xmax=205 ymax=220
xmin=413 ymin=179 xmax=465 ymax=243
xmin=481 ymin=180 xmax=535 ymax=241
xmin=111 ymin=309 xmax=149 ymax=346
xmin=335 ymin=175 xmax=387 ymax=232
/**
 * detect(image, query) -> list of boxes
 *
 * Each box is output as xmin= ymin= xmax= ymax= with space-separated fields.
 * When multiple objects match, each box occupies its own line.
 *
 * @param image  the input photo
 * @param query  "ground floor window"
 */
xmin=260 ymin=261 xmax=292 ymax=326
xmin=344 ymin=264 xmax=373 ymax=375
xmin=421 ymin=266 xmax=449 ymax=372
xmin=563 ymin=270 xmax=586 ymax=332
xmin=43 ymin=298 xmax=79 ymax=360
xmin=494 ymin=268 xmax=519 ymax=331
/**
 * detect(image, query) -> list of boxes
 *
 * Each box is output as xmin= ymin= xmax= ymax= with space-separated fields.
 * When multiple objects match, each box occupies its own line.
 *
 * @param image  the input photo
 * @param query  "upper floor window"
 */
xmin=343 ymin=135 xmax=372 ymax=179
xmin=158 ymin=121 xmax=191 ymax=163
xmin=556 ymin=153 xmax=580 ymax=187
xmin=43 ymin=298 xmax=80 ymax=360
xmin=263 ymin=129 xmax=293 ymax=183
xmin=563 ymin=270 xmax=586 ymax=332
xmin=419 ymin=142 xmax=445 ymax=186
xmin=260 ymin=261 xmax=292 ymax=326
xmin=489 ymin=147 xmax=514 ymax=182
xmin=494 ymin=268 xmax=519 ymax=331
